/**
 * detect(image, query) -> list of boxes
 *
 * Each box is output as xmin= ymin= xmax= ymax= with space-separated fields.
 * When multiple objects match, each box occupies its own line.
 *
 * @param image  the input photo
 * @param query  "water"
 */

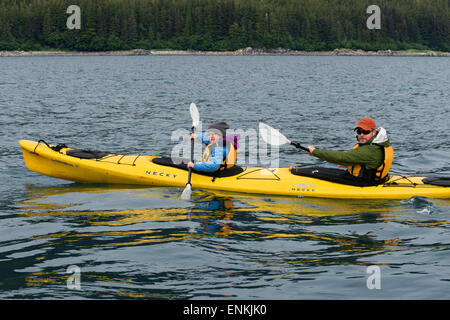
xmin=0 ymin=55 xmax=449 ymax=300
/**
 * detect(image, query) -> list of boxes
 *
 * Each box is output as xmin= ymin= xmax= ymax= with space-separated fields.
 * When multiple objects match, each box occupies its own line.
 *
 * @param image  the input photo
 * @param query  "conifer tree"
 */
xmin=0 ymin=0 xmax=448 ymax=52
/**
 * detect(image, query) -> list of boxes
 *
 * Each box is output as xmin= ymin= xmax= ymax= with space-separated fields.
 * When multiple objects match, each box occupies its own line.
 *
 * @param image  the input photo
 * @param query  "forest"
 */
xmin=0 ymin=0 xmax=448 ymax=52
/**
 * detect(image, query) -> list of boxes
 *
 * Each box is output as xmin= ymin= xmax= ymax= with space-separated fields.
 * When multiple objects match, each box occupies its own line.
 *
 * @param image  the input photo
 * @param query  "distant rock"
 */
xmin=234 ymin=47 xmax=254 ymax=54
xmin=131 ymin=49 xmax=151 ymax=56
xmin=377 ymin=49 xmax=394 ymax=55
xmin=1 ymin=48 xmax=449 ymax=57
xmin=333 ymin=48 xmax=355 ymax=55
xmin=235 ymin=47 xmax=292 ymax=55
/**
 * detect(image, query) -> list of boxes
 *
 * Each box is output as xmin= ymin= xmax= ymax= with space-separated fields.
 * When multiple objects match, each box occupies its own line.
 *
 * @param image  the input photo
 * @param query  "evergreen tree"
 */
xmin=0 ymin=0 xmax=448 ymax=52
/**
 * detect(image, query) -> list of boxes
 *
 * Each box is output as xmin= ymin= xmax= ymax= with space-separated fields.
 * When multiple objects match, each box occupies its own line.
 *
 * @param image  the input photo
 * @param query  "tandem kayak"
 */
xmin=19 ymin=139 xmax=450 ymax=200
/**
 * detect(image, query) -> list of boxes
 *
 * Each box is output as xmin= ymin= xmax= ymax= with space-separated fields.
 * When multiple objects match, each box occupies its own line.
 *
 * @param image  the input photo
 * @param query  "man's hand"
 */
xmin=187 ymin=161 xmax=194 ymax=169
xmin=307 ymin=146 xmax=315 ymax=155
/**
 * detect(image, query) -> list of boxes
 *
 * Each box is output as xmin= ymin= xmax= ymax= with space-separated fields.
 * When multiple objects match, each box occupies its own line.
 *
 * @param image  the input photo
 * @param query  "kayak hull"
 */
xmin=19 ymin=139 xmax=450 ymax=199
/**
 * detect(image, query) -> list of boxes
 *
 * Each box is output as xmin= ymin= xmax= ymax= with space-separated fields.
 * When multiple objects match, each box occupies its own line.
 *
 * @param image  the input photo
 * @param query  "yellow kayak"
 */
xmin=19 ymin=139 xmax=450 ymax=199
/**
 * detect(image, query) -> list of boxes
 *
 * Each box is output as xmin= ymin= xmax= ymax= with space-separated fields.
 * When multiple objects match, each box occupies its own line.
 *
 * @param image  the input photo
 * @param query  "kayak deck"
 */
xmin=19 ymin=139 xmax=450 ymax=200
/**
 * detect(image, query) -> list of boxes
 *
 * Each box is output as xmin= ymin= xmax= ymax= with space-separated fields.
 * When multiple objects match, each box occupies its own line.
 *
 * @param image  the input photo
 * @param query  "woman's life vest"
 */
xmin=202 ymin=139 xmax=237 ymax=170
xmin=347 ymin=144 xmax=394 ymax=182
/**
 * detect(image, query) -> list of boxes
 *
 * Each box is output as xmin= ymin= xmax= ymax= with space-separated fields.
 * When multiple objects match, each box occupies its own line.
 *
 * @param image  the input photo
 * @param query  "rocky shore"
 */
xmin=1 ymin=47 xmax=449 ymax=57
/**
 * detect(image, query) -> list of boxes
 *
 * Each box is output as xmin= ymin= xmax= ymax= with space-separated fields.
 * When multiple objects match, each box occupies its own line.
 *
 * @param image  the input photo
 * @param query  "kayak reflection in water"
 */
xmin=187 ymin=121 xmax=239 ymax=173
xmin=190 ymin=196 xmax=236 ymax=237
xmin=305 ymin=117 xmax=394 ymax=186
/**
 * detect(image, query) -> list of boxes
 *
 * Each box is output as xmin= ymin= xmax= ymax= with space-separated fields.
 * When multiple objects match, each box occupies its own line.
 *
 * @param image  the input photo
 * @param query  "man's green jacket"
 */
xmin=311 ymin=129 xmax=391 ymax=170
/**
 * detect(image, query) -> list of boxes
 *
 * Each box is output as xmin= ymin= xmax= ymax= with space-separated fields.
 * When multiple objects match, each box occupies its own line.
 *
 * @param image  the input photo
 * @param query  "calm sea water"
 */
xmin=0 ymin=55 xmax=449 ymax=300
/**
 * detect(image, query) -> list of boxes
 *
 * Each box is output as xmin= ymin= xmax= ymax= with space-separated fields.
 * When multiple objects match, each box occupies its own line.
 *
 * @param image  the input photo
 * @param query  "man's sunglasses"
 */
xmin=355 ymin=128 xmax=373 ymax=135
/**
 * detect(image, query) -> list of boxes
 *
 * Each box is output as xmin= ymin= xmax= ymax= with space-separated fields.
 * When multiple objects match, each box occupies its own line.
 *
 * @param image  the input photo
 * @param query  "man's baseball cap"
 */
xmin=355 ymin=117 xmax=376 ymax=131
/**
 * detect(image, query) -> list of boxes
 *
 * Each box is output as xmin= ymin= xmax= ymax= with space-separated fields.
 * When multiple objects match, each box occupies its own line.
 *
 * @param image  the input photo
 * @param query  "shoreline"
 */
xmin=1 ymin=48 xmax=449 ymax=57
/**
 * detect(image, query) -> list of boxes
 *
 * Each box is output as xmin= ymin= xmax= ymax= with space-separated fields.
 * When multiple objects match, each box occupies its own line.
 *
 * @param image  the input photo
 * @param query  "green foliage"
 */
xmin=0 ymin=0 xmax=448 ymax=52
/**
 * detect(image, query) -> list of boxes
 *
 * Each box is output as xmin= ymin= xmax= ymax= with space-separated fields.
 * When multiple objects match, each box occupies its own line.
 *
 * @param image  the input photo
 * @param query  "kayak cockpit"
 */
xmin=152 ymin=156 xmax=244 ymax=178
xmin=290 ymin=167 xmax=385 ymax=187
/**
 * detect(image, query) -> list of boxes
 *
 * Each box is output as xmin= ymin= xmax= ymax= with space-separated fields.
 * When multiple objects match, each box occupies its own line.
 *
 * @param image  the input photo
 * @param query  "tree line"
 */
xmin=0 ymin=0 xmax=448 ymax=52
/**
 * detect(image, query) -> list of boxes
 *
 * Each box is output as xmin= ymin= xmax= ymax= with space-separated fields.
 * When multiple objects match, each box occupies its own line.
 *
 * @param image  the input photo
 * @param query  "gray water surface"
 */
xmin=1 ymin=55 xmax=449 ymax=299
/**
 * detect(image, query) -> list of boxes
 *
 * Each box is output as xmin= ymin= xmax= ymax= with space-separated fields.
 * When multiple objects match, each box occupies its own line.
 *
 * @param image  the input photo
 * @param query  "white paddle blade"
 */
xmin=181 ymin=183 xmax=192 ymax=200
xmin=190 ymin=103 xmax=200 ymax=128
xmin=259 ymin=122 xmax=290 ymax=146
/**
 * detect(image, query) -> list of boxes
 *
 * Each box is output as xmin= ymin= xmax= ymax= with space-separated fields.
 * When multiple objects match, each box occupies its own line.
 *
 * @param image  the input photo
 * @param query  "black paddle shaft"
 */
xmin=290 ymin=141 xmax=310 ymax=152
xmin=186 ymin=126 xmax=195 ymax=185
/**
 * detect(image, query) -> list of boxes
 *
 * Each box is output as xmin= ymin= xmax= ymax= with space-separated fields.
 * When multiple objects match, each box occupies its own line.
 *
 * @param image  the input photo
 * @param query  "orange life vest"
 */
xmin=202 ymin=140 xmax=237 ymax=170
xmin=347 ymin=144 xmax=394 ymax=181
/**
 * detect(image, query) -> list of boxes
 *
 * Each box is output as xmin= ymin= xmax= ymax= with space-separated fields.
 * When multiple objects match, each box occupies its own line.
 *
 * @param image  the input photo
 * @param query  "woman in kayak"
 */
xmin=306 ymin=117 xmax=394 ymax=184
xmin=187 ymin=121 xmax=238 ymax=173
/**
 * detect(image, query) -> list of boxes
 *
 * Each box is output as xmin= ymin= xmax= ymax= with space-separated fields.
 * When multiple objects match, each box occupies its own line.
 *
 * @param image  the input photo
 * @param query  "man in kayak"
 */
xmin=187 ymin=121 xmax=238 ymax=173
xmin=306 ymin=117 xmax=394 ymax=184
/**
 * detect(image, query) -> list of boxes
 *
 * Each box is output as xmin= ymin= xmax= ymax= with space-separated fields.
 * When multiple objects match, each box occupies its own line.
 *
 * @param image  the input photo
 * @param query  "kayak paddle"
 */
xmin=181 ymin=102 xmax=200 ymax=200
xmin=259 ymin=122 xmax=309 ymax=152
